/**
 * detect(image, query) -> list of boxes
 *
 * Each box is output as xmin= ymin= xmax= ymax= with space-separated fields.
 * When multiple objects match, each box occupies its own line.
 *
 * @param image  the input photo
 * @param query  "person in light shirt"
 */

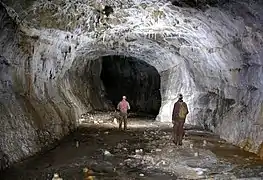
xmin=117 ymin=96 xmax=130 ymax=130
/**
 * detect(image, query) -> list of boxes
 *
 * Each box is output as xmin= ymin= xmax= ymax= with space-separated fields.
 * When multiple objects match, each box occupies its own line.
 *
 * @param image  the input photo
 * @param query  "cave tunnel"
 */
xmin=2 ymin=0 xmax=263 ymax=178
xmin=100 ymin=55 xmax=161 ymax=117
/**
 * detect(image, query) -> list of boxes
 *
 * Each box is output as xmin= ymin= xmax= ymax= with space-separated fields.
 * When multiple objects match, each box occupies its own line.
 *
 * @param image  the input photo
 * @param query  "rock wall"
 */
xmin=0 ymin=0 xmax=263 ymax=166
xmin=0 ymin=3 xmax=76 ymax=168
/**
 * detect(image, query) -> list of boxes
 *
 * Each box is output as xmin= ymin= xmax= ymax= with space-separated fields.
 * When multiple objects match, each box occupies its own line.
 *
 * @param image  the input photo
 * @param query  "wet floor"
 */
xmin=1 ymin=119 xmax=263 ymax=180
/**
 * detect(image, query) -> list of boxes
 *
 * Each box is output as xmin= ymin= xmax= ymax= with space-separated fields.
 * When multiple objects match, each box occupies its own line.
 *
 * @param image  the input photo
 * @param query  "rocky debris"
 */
xmin=1 ymin=122 xmax=263 ymax=180
xmin=194 ymin=152 xmax=199 ymax=157
xmin=139 ymin=173 xmax=144 ymax=177
xmin=203 ymin=140 xmax=207 ymax=147
xmin=113 ymin=118 xmax=118 ymax=125
xmin=104 ymin=150 xmax=113 ymax=157
xmin=122 ymin=140 xmax=220 ymax=179
xmin=80 ymin=111 xmax=121 ymax=125
xmin=78 ymin=111 xmax=169 ymax=129
xmin=83 ymin=167 xmax=95 ymax=180
xmin=135 ymin=149 xmax=143 ymax=155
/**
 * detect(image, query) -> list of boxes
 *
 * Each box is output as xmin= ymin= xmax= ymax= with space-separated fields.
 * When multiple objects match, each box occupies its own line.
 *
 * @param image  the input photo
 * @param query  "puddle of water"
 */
xmin=189 ymin=135 xmax=262 ymax=164
xmin=186 ymin=132 xmax=263 ymax=179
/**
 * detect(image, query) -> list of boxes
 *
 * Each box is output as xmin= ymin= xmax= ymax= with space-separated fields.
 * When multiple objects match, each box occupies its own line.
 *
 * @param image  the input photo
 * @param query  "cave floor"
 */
xmin=1 ymin=118 xmax=263 ymax=180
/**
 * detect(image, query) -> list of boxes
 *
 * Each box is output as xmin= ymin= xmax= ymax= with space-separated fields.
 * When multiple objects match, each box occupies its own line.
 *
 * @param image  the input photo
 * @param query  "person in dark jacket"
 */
xmin=172 ymin=94 xmax=189 ymax=145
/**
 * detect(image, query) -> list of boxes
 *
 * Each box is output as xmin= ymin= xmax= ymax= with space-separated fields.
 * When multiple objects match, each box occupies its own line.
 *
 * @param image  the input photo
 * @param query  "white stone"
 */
xmin=78 ymin=118 xmax=85 ymax=124
xmin=190 ymin=144 xmax=194 ymax=149
xmin=52 ymin=173 xmax=63 ymax=180
xmin=203 ymin=140 xmax=207 ymax=147
xmin=113 ymin=118 xmax=118 ymax=124
xmin=104 ymin=150 xmax=112 ymax=156
xmin=194 ymin=152 xmax=199 ymax=157
xmin=135 ymin=149 xmax=143 ymax=154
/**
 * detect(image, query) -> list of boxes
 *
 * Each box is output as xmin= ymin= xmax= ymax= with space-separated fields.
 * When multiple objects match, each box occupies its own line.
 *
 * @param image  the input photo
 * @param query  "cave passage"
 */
xmin=100 ymin=55 xmax=161 ymax=116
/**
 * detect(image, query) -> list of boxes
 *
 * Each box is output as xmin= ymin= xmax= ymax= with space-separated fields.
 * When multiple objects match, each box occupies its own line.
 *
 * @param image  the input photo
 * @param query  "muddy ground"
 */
xmin=1 ymin=116 xmax=263 ymax=180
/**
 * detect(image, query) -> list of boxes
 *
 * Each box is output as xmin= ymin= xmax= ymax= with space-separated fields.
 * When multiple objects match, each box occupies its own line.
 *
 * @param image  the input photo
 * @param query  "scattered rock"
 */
xmin=194 ymin=168 xmax=206 ymax=175
xmin=78 ymin=118 xmax=86 ymax=124
xmin=104 ymin=150 xmax=113 ymax=156
xmin=117 ymin=143 xmax=122 ymax=148
xmin=52 ymin=173 xmax=63 ymax=180
xmin=139 ymin=173 xmax=145 ymax=177
xmin=135 ymin=149 xmax=143 ymax=154
xmin=203 ymin=140 xmax=207 ymax=147
xmin=83 ymin=168 xmax=95 ymax=180
xmin=76 ymin=141 xmax=79 ymax=148
xmin=113 ymin=118 xmax=118 ymax=125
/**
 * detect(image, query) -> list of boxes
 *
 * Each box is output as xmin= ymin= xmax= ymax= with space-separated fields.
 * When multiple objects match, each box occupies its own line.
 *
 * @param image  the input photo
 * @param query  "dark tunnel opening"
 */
xmin=100 ymin=55 xmax=161 ymax=117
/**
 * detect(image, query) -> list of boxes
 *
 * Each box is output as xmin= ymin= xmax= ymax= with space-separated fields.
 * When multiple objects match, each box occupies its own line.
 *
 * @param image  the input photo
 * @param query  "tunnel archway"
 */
xmin=100 ymin=55 xmax=161 ymax=117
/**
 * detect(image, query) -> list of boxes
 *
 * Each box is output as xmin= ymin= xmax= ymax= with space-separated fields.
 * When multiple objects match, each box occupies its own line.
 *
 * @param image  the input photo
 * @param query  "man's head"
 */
xmin=122 ymin=96 xmax=126 ymax=100
xmin=178 ymin=94 xmax=183 ymax=101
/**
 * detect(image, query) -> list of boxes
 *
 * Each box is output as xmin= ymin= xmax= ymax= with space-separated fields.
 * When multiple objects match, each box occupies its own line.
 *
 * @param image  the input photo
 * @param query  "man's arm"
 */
xmin=127 ymin=102 xmax=130 ymax=110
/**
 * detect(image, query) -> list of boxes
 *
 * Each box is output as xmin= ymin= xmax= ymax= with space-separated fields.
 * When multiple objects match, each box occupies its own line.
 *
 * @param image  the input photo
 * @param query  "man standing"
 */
xmin=117 ymin=96 xmax=130 ymax=130
xmin=172 ymin=94 xmax=189 ymax=146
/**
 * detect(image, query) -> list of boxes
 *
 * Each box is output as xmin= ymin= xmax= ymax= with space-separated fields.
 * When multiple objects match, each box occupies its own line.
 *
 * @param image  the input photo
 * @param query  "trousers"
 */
xmin=119 ymin=112 xmax=128 ymax=130
xmin=173 ymin=119 xmax=185 ymax=144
